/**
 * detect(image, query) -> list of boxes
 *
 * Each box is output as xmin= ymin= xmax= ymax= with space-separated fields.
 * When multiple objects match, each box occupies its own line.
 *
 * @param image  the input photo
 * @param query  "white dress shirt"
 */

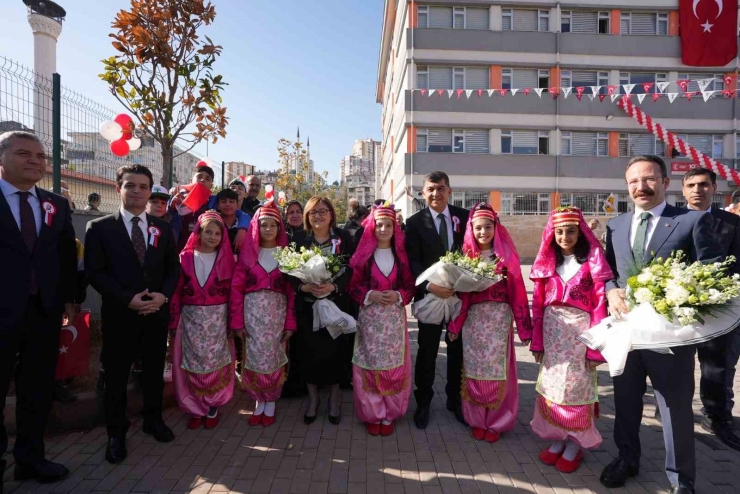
xmin=430 ymin=205 xmax=454 ymax=250
xmin=629 ymin=200 xmax=667 ymax=252
xmin=193 ymin=250 xmax=217 ymax=287
xmin=259 ymin=247 xmax=278 ymax=273
xmin=556 ymin=255 xmax=581 ymax=283
xmin=120 ymin=207 xmax=149 ymax=245
xmin=0 ymin=178 xmax=42 ymax=235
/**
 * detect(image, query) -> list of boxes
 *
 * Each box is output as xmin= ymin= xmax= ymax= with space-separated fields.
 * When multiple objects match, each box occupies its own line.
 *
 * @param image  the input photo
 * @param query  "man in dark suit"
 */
xmin=0 ymin=131 xmax=77 ymax=485
xmin=85 ymin=165 xmax=180 ymax=464
xmin=678 ymin=167 xmax=740 ymax=450
xmin=405 ymin=171 xmax=469 ymax=429
xmin=601 ymin=156 xmax=723 ymax=494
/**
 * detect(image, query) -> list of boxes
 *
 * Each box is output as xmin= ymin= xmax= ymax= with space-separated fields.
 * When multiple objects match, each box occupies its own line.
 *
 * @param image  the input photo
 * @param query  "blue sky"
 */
xmin=0 ymin=0 xmax=383 ymax=182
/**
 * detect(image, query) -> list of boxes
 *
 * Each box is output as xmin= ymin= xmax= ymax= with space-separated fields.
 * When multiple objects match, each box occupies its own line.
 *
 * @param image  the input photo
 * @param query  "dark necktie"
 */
xmin=131 ymin=216 xmax=146 ymax=265
xmin=632 ymin=212 xmax=652 ymax=262
xmin=18 ymin=191 xmax=38 ymax=294
xmin=438 ymin=214 xmax=450 ymax=252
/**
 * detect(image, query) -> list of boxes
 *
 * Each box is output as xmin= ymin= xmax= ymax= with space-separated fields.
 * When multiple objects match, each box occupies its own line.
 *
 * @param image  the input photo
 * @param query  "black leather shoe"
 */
xmin=600 ymin=457 xmax=639 ymax=488
xmin=142 ymin=420 xmax=175 ymax=443
xmin=414 ymin=405 xmax=430 ymax=429
xmin=669 ymin=486 xmax=694 ymax=494
xmin=105 ymin=437 xmax=127 ymax=464
xmin=701 ymin=417 xmax=740 ymax=451
xmin=327 ymin=398 xmax=341 ymax=425
xmin=53 ymin=381 xmax=77 ymax=403
xmin=14 ymin=460 xmax=69 ymax=483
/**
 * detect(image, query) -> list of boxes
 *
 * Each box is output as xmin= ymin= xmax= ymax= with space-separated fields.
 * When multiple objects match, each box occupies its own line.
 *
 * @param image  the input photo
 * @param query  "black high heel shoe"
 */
xmin=327 ymin=397 xmax=341 ymax=425
xmin=304 ymin=401 xmax=318 ymax=425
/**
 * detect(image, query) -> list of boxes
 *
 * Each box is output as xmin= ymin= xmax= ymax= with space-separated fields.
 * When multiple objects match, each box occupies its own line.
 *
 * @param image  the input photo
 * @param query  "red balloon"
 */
xmin=110 ymin=138 xmax=130 ymax=157
xmin=196 ymin=160 xmax=208 ymax=167
xmin=114 ymin=114 xmax=134 ymax=140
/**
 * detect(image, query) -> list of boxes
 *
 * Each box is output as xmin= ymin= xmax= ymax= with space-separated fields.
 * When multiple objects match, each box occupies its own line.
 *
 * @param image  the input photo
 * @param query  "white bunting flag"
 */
xmin=656 ymin=81 xmax=670 ymax=93
xmin=590 ymin=86 xmax=601 ymax=95
xmin=429 ymin=89 xmax=435 ymax=97
xmin=588 ymin=94 xmax=596 ymax=101
xmin=623 ymin=84 xmax=635 ymax=95
xmin=534 ymin=88 xmax=544 ymax=98
xmin=667 ymin=93 xmax=678 ymax=103
xmin=702 ymin=90 xmax=714 ymax=102
xmin=610 ymin=93 xmax=620 ymax=103
xmin=465 ymin=90 xmax=473 ymax=99
xmin=511 ymin=88 xmax=519 ymax=96
xmin=698 ymin=78 xmax=715 ymax=92
xmin=637 ymin=93 xmax=646 ymax=104
xmin=562 ymin=87 xmax=572 ymax=98
xmin=447 ymin=90 xmax=454 ymax=98
xmin=487 ymin=89 xmax=495 ymax=97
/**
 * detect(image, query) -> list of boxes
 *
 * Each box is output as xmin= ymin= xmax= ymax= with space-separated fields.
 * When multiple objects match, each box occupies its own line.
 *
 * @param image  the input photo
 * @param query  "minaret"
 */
xmin=306 ymin=136 xmax=312 ymax=184
xmin=24 ymin=0 xmax=66 ymax=140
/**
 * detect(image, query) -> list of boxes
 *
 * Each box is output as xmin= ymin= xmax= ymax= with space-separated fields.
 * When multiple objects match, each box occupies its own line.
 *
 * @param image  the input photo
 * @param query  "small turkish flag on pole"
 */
xmin=680 ymin=0 xmax=738 ymax=66
xmin=56 ymin=310 xmax=91 ymax=381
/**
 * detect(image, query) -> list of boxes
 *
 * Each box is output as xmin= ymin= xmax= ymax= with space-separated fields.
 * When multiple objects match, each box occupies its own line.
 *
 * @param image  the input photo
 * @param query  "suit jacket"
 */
xmin=0 ymin=186 xmax=76 ymax=330
xmin=405 ymin=204 xmax=469 ymax=300
xmin=605 ymin=203 xmax=724 ymax=291
xmin=709 ymin=207 xmax=740 ymax=275
xmin=84 ymin=210 xmax=180 ymax=324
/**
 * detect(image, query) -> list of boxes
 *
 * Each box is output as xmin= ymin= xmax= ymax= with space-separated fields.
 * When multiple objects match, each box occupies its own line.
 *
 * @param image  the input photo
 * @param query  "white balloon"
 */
xmin=127 ymin=137 xmax=142 ymax=151
xmin=278 ymin=191 xmax=286 ymax=198
xmin=99 ymin=120 xmax=123 ymax=141
xmin=201 ymin=156 xmax=218 ymax=168
xmin=265 ymin=185 xmax=274 ymax=193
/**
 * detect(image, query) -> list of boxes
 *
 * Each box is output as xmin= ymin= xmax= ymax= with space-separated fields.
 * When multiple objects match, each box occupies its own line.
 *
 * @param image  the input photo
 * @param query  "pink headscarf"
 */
xmin=530 ymin=207 xmax=613 ymax=282
xmin=237 ymin=201 xmax=289 ymax=268
xmin=350 ymin=203 xmax=410 ymax=272
xmin=182 ymin=210 xmax=235 ymax=281
xmin=462 ymin=203 xmax=524 ymax=288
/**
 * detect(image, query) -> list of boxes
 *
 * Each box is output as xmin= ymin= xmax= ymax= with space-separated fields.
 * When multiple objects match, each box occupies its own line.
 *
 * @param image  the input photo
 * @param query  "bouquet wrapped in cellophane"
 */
xmin=412 ymin=251 xmax=506 ymax=325
xmin=579 ymin=252 xmax=740 ymax=376
xmin=274 ymin=245 xmax=356 ymax=339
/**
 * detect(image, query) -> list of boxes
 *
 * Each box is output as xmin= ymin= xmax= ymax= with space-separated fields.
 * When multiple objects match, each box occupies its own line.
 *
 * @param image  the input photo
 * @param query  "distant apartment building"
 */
xmin=225 ymin=161 xmax=255 ymax=184
xmin=341 ymin=154 xmax=376 ymax=206
xmin=375 ymin=0 xmax=738 ymax=217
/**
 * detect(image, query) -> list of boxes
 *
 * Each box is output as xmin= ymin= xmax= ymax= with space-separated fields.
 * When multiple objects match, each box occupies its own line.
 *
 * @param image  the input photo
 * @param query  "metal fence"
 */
xmin=0 ymin=56 xmax=202 ymax=213
xmin=500 ymin=192 xmax=552 ymax=215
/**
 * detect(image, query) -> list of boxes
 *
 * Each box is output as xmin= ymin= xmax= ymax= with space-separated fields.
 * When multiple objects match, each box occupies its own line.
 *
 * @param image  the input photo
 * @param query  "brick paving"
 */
xmin=4 ymin=269 xmax=740 ymax=494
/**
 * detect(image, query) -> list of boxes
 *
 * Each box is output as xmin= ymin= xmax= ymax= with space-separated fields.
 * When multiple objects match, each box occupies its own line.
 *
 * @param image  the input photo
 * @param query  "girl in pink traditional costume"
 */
xmin=169 ymin=211 xmax=236 ymax=430
xmin=230 ymin=201 xmax=296 ymax=427
xmin=348 ymin=204 xmax=415 ymax=437
xmin=447 ymin=203 xmax=532 ymax=443
xmin=529 ymin=207 xmax=612 ymax=473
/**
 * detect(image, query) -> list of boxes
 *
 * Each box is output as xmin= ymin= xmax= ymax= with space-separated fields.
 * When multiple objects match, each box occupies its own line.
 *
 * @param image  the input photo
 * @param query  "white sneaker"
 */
xmin=163 ymin=362 xmax=173 ymax=383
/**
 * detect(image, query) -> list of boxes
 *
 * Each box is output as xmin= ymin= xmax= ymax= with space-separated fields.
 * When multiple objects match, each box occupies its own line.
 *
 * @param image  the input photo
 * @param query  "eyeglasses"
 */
xmin=308 ymin=208 xmax=330 ymax=218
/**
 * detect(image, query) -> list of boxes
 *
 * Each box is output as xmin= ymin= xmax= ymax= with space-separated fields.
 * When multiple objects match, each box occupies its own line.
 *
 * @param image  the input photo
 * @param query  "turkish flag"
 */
xmin=55 ymin=310 xmax=91 ymax=381
xmin=180 ymin=182 xmax=212 ymax=214
xmin=680 ymin=0 xmax=738 ymax=66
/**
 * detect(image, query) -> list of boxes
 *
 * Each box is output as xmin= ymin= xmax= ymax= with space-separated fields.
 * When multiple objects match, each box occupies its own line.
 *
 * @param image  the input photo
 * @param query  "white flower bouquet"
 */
xmin=579 ymin=252 xmax=740 ymax=376
xmin=412 ymin=251 xmax=506 ymax=325
xmin=274 ymin=245 xmax=356 ymax=339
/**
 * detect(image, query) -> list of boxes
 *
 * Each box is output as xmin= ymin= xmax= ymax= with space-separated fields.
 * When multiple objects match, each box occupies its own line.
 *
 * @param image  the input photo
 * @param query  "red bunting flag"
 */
xmin=685 ymin=91 xmax=695 ymax=101
xmin=725 ymin=75 xmax=735 ymax=87
xmin=598 ymin=94 xmax=606 ymax=102
xmin=420 ymin=89 xmax=427 ymax=96
xmin=680 ymin=0 xmax=738 ymax=66
xmin=723 ymin=89 xmax=735 ymax=98
xmin=607 ymin=85 xmax=617 ymax=95
xmin=677 ymin=79 xmax=690 ymax=92
xmin=642 ymin=82 xmax=654 ymax=93
xmin=456 ymin=89 xmax=464 ymax=99
xmin=576 ymin=86 xmax=585 ymax=97
xmin=499 ymin=89 xmax=508 ymax=96
xmin=523 ymin=88 xmax=531 ymax=95
xmin=56 ymin=310 xmax=91 ymax=381
xmin=576 ymin=94 xmax=583 ymax=101
xmin=652 ymin=93 xmax=660 ymax=102
xmin=477 ymin=89 xmax=483 ymax=97
xmin=437 ymin=89 xmax=444 ymax=97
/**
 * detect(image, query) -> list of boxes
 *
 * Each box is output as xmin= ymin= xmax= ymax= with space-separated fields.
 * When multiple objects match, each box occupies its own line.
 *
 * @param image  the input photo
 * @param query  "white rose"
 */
xmin=634 ymin=287 xmax=654 ymax=304
xmin=637 ymin=272 xmax=653 ymax=284
xmin=478 ymin=261 xmax=487 ymax=269
xmin=665 ymin=284 xmax=690 ymax=306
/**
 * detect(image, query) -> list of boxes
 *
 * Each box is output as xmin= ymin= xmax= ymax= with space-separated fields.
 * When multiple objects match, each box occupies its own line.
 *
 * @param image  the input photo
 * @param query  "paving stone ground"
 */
xmin=4 ymin=267 xmax=740 ymax=494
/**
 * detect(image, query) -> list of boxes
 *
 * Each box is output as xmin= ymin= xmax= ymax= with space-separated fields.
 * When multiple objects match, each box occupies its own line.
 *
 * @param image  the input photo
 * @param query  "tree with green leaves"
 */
xmin=99 ymin=0 xmax=228 ymax=187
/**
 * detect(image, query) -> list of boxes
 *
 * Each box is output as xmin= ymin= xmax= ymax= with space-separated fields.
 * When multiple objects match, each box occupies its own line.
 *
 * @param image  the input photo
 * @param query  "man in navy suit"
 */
xmin=600 ymin=156 xmax=723 ymax=494
xmin=679 ymin=168 xmax=740 ymax=451
xmin=0 ymin=131 xmax=77 ymax=485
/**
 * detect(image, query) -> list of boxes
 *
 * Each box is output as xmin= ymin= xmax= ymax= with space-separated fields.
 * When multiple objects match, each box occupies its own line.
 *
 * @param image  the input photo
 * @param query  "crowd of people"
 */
xmin=1 ymin=129 xmax=739 ymax=494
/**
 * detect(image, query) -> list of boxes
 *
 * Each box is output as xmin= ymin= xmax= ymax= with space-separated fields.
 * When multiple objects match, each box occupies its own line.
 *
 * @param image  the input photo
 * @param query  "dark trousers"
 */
xmin=101 ymin=311 xmax=168 ymax=437
xmin=613 ymin=346 xmax=696 ymax=487
xmin=0 ymin=296 xmax=61 ymax=465
xmin=697 ymin=333 xmax=730 ymax=422
xmin=414 ymin=321 xmax=462 ymax=407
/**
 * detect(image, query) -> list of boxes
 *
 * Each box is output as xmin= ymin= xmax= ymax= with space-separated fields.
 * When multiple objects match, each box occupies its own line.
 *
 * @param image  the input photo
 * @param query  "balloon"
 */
xmin=265 ymin=185 xmax=273 ymax=193
xmin=278 ymin=191 xmax=286 ymax=199
xmin=265 ymin=190 xmax=274 ymax=199
xmin=110 ymin=138 xmax=130 ymax=157
xmin=114 ymin=114 xmax=134 ymax=139
xmin=99 ymin=120 xmax=123 ymax=141
xmin=196 ymin=157 xmax=218 ymax=169
xmin=196 ymin=160 xmax=208 ymax=167
xmin=278 ymin=197 xmax=286 ymax=207
xmin=127 ymin=137 xmax=142 ymax=151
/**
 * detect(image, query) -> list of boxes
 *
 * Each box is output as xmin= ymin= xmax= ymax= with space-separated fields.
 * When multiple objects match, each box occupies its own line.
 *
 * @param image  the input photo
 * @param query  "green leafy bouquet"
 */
xmin=273 ymin=244 xmax=344 ymax=279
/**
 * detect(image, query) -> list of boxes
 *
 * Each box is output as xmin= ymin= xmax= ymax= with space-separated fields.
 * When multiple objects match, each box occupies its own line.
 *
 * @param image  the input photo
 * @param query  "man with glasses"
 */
xmin=601 ymin=156 xmax=722 ymax=494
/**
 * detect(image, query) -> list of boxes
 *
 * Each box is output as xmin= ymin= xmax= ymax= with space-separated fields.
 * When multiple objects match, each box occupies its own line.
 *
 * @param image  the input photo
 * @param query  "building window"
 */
xmin=598 ymin=72 xmax=609 ymax=88
xmin=417 ymin=65 xmax=428 ymax=89
xmin=417 ymin=129 xmax=428 ymax=153
xmin=619 ymin=133 xmax=629 ymax=157
xmin=539 ymin=131 xmax=549 ymax=155
xmin=561 ymin=131 xmax=572 ymax=155
xmin=502 ymin=9 xmax=513 ymax=30
xmin=538 ymin=69 xmax=550 ymax=88
xmin=453 ymin=129 xmax=465 ymax=153
xmin=501 ymin=131 xmax=512 ymax=154
xmin=501 ymin=192 xmax=551 ymax=215
xmin=713 ymin=135 xmax=724 ymax=158
xmin=561 ymin=10 xmax=571 ymax=32
xmin=620 ymin=13 xmax=631 ymax=34
xmin=597 ymin=133 xmax=609 ymax=156
xmin=417 ymin=6 xmax=429 ymax=28
xmin=502 ymin=68 xmax=512 ymax=90
xmin=453 ymin=7 xmax=465 ymax=29
xmin=621 ymin=12 xmax=669 ymax=35
xmin=598 ymin=12 xmax=610 ymax=33
xmin=679 ymin=73 xmax=726 ymax=94
xmin=453 ymin=67 xmax=465 ymax=90
xmin=657 ymin=13 xmax=668 ymax=35
xmin=561 ymin=70 xmax=572 ymax=89
xmin=538 ymin=10 xmax=550 ymax=31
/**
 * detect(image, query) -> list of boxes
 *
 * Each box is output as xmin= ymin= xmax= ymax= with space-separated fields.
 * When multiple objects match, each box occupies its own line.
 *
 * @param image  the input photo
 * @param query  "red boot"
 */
xmin=248 ymin=414 xmax=263 ymax=426
xmin=204 ymin=414 xmax=220 ymax=430
xmin=484 ymin=430 xmax=500 ymax=443
xmin=471 ymin=427 xmax=486 ymax=441
xmin=187 ymin=417 xmax=203 ymax=430
xmin=538 ymin=448 xmax=562 ymax=466
xmin=262 ymin=415 xmax=276 ymax=427
xmin=367 ymin=423 xmax=381 ymax=436
xmin=554 ymin=450 xmax=583 ymax=473
xmin=380 ymin=422 xmax=394 ymax=437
